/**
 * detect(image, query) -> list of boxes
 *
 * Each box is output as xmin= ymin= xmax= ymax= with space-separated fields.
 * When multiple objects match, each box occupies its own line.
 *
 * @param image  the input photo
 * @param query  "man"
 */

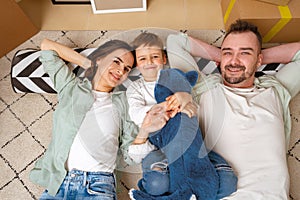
xmin=166 ymin=19 xmax=300 ymax=199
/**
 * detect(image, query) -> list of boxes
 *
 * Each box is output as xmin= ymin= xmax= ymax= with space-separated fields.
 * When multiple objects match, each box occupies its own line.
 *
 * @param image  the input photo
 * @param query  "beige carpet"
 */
xmin=0 ymin=29 xmax=299 ymax=200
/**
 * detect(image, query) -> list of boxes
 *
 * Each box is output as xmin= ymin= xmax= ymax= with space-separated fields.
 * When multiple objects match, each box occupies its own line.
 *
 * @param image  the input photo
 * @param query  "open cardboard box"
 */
xmin=90 ymin=0 xmax=147 ymax=14
xmin=221 ymin=0 xmax=300 ymax=43
xmin=1 ymin=0 xmax=39 ymax=58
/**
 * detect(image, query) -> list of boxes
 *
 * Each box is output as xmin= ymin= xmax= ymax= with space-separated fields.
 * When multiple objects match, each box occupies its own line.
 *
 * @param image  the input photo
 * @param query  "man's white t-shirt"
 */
xmin=198 ymin=83 xmax=289 ymax=200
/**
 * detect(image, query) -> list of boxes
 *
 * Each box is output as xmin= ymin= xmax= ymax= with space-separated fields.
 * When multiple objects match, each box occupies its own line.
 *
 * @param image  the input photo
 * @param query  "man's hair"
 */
xmin=131 ymin=32 xmax=165 ymax=51
xmin=224 ymin=19 xmax=262 ymax=51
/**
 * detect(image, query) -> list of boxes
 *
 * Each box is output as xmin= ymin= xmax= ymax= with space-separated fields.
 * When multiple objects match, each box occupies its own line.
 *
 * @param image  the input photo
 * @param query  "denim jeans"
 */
xmin=138 ymin=150 xmax=169 ymax=196
xmin=140 ymin=150 xmax=237 ymax=199
xmin=208 ymin=151 xmax=238 ymax=199
xmin=39 ymin=169 xmax=116 ymax=200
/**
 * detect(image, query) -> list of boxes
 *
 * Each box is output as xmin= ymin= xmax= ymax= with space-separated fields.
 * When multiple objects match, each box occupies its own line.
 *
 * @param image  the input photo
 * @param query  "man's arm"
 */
xmin=268 ymin=42 xmax=300 ymax=98
xmin=262 ymin=42 xmax=300 ymax=64
xmin=41 ymin=38 xmax=91 ymax=69
xmin=189 ymin=36 xmax=221 ymax=62
xmin=167 ymin=33 xmax=221 ymax=72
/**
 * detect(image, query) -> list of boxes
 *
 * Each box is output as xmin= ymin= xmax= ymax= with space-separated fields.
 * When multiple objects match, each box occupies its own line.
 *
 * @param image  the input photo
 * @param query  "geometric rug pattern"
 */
xmin=0 ymin=29 xmax=299 ymax=200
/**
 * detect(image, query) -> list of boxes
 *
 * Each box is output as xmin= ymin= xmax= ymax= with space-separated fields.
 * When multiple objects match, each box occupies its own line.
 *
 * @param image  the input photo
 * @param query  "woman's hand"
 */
xmin=133 ymin=102 xmax=170 ymax=144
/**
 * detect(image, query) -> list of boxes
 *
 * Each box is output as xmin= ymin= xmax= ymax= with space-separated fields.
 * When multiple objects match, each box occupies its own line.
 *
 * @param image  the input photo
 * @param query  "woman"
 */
xmin=29 ymin=39 xmax=169 ymax=200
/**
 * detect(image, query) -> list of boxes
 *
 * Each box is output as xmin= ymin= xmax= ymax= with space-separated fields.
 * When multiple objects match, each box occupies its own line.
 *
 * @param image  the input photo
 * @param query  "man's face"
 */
xmin=220 ymin=31 xmax=263 ymax=88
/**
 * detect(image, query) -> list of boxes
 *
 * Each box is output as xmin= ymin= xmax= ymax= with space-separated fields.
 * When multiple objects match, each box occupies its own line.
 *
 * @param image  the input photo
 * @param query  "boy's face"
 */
xmin=135 ymin=45 xmax=167 ymax=82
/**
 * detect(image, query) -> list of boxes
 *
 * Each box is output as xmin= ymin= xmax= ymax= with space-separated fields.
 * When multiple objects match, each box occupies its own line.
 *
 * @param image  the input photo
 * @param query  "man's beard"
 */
xmin=223 ymin=65 xmax=253 ymax=85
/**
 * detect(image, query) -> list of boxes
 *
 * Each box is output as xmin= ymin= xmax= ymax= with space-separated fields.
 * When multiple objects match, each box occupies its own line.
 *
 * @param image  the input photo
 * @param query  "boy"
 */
xmin=126 ymin=32 xmax=237 ymax=199
xmin=126 ymin=32 xmax=194 ymax=197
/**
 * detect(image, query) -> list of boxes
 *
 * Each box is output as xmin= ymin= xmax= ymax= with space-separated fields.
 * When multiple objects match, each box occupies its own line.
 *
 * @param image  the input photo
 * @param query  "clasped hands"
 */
xmin=133 ymin=92 xmax=197 ymax=144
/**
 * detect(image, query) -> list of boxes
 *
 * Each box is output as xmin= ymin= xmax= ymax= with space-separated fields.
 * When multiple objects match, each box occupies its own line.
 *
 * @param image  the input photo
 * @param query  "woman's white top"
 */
xmin=67 ymin=90 xmax=119 ymax=173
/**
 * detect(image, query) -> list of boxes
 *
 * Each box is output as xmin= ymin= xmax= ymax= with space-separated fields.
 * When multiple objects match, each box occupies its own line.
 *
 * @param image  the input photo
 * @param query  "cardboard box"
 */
xmin=221 ymin=0 xmax=300 ymax=43
xmin=255 ymin=0 xmax=290 ymax=6
xmin=90 ymin=0 xmax=147 ymax=14
xmin=0 ymin=0 xmax=39 ymax=58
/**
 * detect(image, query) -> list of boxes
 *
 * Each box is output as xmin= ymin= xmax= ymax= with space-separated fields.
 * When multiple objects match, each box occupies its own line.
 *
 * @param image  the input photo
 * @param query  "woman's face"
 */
xmin=93 ymin=49 xmax=134 ymax=92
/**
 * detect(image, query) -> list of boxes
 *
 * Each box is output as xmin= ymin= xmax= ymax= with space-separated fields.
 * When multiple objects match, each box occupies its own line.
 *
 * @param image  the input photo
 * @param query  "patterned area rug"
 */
xmin=0 ymin=29 xmax=299 ymax=200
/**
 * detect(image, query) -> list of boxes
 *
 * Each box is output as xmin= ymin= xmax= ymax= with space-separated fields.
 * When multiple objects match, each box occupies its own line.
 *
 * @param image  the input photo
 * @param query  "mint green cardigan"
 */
xmin=29 ymin=50 xmax=138 ymax=196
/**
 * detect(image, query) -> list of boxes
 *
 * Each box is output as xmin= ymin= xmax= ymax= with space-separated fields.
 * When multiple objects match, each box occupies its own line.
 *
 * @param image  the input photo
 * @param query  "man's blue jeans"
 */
xmin=140 ymin=150 xmax=237 ymax=199
xmin=39 ymin=169 xmax=116 ymax=200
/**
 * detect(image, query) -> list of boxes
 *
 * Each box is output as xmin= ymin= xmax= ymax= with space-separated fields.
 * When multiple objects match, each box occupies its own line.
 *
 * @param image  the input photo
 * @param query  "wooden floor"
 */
xmin=18 ymin=0 xmax=224 ymax=30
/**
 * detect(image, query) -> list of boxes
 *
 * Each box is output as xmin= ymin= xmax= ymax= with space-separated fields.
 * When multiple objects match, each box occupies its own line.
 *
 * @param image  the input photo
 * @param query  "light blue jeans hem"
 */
xmin=39 ymin=169 xmax=117 ymax=200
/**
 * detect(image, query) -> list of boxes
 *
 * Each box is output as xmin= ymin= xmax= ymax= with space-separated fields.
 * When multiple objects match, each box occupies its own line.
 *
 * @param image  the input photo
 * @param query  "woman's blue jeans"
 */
xmin=139 ymin=150 xmax=237 ymax=199
xmin=39 ymin=169 xmax=117 ymax=200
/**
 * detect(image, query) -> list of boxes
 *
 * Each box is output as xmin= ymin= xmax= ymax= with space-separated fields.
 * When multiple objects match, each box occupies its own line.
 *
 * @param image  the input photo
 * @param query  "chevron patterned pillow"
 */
xmin=11 ymin=48 xmax=284 ymax=93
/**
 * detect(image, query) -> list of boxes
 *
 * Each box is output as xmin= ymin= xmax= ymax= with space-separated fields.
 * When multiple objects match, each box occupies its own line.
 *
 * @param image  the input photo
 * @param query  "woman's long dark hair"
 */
xmin=85 ymin=40 xmax=135 ymax=80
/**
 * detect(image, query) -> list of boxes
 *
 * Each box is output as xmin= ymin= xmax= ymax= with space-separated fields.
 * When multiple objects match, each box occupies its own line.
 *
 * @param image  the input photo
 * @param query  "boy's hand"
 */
xmin=166 ymin=92 xmax=193 ymax=113
xmin=181 ymin=101 xmax=198 ymax=118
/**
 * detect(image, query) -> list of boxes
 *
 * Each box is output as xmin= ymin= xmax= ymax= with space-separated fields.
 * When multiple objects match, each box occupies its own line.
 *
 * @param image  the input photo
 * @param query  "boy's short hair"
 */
xmin=131 ymin=32 xmax=164 ymax=51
